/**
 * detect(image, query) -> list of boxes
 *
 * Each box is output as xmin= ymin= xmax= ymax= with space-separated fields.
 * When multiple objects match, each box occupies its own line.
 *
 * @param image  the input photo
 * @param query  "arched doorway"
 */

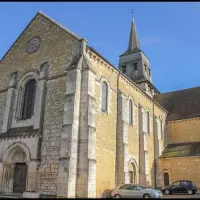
xmin=164 ymin=173 xmax=169 ymax=186
xmin=128 ymin=162 xmax=137 ymax=184
xmin=2 ymin=143 xmax=30 ymax=193
xmin=13 ymin=163 xmax=27 ymax=193
xmin=12 ymin=151 xmax=27 ymax=193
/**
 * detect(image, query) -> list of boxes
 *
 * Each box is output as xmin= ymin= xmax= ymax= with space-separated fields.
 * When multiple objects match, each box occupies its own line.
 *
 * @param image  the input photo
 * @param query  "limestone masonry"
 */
xmin=0 ymin=11 xmax=199 ymax=198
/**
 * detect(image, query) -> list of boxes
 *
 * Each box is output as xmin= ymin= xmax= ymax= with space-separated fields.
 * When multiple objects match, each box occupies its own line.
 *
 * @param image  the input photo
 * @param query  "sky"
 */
xmin=0 ymin=2 xmax=200 ymax=93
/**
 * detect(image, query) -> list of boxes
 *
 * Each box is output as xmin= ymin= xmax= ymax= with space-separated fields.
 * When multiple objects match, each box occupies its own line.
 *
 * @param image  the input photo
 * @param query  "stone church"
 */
xmin=0 ymin=11 xmax=199 ymax=198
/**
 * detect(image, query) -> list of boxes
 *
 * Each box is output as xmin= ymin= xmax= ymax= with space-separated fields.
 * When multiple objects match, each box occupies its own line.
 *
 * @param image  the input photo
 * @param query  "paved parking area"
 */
xmin=163 ymin=193 xmax=200 ymax=199
xmin=1 ymin=193 xmax=200 ymax=199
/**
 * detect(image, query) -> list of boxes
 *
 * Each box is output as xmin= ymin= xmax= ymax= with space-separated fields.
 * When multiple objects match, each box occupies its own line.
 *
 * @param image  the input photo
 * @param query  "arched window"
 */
xmin=102 ymin=81 xmax=108 ymax=112
xmin=129 ymin=163 xmax=137 ymax=183
xmin=22 ymin=79 xmax=36 ymax=120
xmin=147 ymin=111 xmax=150 ymax=134
xmin=129 ymin=99 xmax=133 ymax=125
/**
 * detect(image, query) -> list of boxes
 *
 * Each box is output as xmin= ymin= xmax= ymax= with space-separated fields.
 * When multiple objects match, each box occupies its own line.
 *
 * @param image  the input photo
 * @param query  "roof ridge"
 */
xmin=0 ymin=11 xmax=83 ymax=62
xmin=157 ymin=85 xmax=200 ymax=96
xmin=1 ymin=11 xmax=39 ymax=62
xmin=38 ymin=11 xmax=81 ymax=40
xmin=169 ymin=141 xmax=200 ymax=146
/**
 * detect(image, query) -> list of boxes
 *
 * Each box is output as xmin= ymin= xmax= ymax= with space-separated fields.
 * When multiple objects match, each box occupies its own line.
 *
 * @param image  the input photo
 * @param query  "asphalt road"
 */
xmin=163 ymin=193 xmax=200 ymax=199
xmin=1 ymin=193 xmax=200 ymax=199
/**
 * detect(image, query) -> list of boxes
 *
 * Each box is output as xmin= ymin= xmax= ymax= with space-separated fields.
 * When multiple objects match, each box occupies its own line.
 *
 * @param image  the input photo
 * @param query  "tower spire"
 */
xmin=119 ymin=15 xmax=157 ymax=97
xmin=127 ymin=18 xmax=141 ymax=53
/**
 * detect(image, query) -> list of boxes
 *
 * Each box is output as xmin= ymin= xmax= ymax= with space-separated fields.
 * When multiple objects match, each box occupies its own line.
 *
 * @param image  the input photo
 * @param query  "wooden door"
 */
xmin=164 ymin=173 xmax=169 ymax=186
xmin=13 ymin=163 xmax=27 ymax=193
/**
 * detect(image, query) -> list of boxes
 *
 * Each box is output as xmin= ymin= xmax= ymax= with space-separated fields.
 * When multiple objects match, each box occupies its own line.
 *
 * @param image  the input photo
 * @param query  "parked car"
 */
xmin=162 ymin=180 xmax=198 ymax=195
xmin=111 ymin=184 xmax=163 ymax=199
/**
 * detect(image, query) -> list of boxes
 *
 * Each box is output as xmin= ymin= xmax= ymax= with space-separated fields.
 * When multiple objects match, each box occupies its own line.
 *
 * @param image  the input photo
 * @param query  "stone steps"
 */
xmin=0 ymin=196 xmax=20 ymax=198
xmin=0 ymin=192 xmax=23 ymax=198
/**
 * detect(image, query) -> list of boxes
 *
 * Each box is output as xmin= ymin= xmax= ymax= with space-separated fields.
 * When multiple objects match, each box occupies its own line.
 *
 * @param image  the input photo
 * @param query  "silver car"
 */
xmin=111 ymin=184 xmax=163 ymax=199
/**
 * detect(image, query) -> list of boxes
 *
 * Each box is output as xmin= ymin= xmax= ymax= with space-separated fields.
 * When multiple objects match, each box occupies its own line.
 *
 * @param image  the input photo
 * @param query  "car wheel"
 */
xmin=143 ymin=193 xmax=151 ymax=199
xmin=192 ymin=192 xmax=196 ymax=195
xmin=164 ymin=189 xmax=170 ymax=195
xmin=114 ymin=194 xmax=121 ymax=199
xmin=187 ymin=189 xmax=193 ymax=195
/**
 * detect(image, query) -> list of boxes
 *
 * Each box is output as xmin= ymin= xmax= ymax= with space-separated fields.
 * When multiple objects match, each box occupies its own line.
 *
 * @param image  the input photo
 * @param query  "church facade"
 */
xmin=0 ymin=11 xmax=199 ymax=198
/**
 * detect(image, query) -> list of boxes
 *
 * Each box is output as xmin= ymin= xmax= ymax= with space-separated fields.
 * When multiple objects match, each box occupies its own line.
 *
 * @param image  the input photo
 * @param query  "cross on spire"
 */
xmin=130 ymin=9 xmax=135 ymax=19
xmin=127 ymin=11 xmax=140 ymax=52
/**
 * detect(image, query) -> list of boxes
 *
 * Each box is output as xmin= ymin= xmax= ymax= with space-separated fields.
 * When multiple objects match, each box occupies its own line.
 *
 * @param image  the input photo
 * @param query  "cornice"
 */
xmin=0 ymin=131 xmax=40 ymax=140
xmin=86 ymin=48 xmax=118 ymax=76
xmin=167 ymin=117 xmax=200 ymax=124
xmin=0 ymin=126 xmax=41 ymax=140
xmin=87 ymin=47 xmax=167 ymax=115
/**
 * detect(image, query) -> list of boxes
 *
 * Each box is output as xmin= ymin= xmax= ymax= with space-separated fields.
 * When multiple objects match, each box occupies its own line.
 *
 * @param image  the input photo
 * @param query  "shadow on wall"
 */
xmin=101 ymin=189 xmax=112 ymax=198
xmin=150 ymin=161 xmax=155 ymax=189
xmin=150 ymin=160 xmax=163 ymax=190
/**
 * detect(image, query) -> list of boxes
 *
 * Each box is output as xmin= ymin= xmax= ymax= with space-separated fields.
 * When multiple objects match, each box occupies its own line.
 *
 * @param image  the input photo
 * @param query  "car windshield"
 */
xmin=171 ymin=181 xmax=180 ymax=186
xmin=137 ymin=186 xmax=146 ymax=190
xmin=192 ymin=182 xmax=197 ymax=187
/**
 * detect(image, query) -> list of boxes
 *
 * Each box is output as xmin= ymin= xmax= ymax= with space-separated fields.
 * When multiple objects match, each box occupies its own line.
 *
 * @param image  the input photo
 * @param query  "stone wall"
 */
xmin=0 ymin=93 xmax=6 ymax=133
xmin=160 ymin=157 xmax=200 ymax=188
xmin=90 ymin=54 xmax=118 ymax=198
xmin=158 ymin=118 xmax=200 ymax=189
xmin=87 ymin=48 xmax=167 ymax=196
xmin=167 ymin=118 xmax=200 ymax=143
xmin=76 ymin=66 xmax=96 ymax=198
xmin=118 ymin=74 xmax=166 ymax=188
xmin=0 ymin=12 xmax=81 ymax=196
xmin=153 ymin=103 xmax=167 ymax=189
xmin=39 ymin=77 xmax=66 ymax=195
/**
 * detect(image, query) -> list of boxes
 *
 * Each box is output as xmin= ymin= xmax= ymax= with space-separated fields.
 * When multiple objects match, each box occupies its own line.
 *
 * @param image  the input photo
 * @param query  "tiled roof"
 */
xmin=154 ymin=86 xmax=200 ymax=121
xmin=160 ymin=142 xmax=200 ymax=158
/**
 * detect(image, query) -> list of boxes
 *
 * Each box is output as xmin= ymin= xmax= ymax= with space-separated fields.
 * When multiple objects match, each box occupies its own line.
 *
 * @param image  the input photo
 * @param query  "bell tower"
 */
xmin=119 ymin=18 xmax=159 ymax=97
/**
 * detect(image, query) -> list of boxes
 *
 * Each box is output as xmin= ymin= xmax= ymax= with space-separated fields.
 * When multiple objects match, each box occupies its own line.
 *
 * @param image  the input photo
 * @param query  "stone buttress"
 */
xmin=57 ymin=39 xmax=96 ymax=198
xmin=116 ymin=91 xmax=129 ymax=184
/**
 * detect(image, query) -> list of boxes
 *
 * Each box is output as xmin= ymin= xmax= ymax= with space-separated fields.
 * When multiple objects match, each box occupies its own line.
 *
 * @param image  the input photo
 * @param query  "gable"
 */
xmin=0 ymin=11 xmax=82 ymax=91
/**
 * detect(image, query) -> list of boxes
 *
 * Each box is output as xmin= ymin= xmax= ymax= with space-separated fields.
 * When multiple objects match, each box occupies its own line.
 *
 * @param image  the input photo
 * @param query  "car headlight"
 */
xmin=155 ymin=191 xmax=162 ymax=197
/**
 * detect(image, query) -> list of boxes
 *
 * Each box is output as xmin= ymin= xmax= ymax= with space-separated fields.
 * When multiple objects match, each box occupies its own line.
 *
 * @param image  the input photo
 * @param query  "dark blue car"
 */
xmin=162 ymin=180 xmax=198 ymax=195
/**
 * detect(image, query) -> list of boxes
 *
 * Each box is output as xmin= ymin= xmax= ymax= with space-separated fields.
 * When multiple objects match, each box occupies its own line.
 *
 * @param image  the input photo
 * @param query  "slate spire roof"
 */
xmin=120 ymin=18 xmax=141 ymax=56
xmin=127 ymin=18 xmax=141 ymax=53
